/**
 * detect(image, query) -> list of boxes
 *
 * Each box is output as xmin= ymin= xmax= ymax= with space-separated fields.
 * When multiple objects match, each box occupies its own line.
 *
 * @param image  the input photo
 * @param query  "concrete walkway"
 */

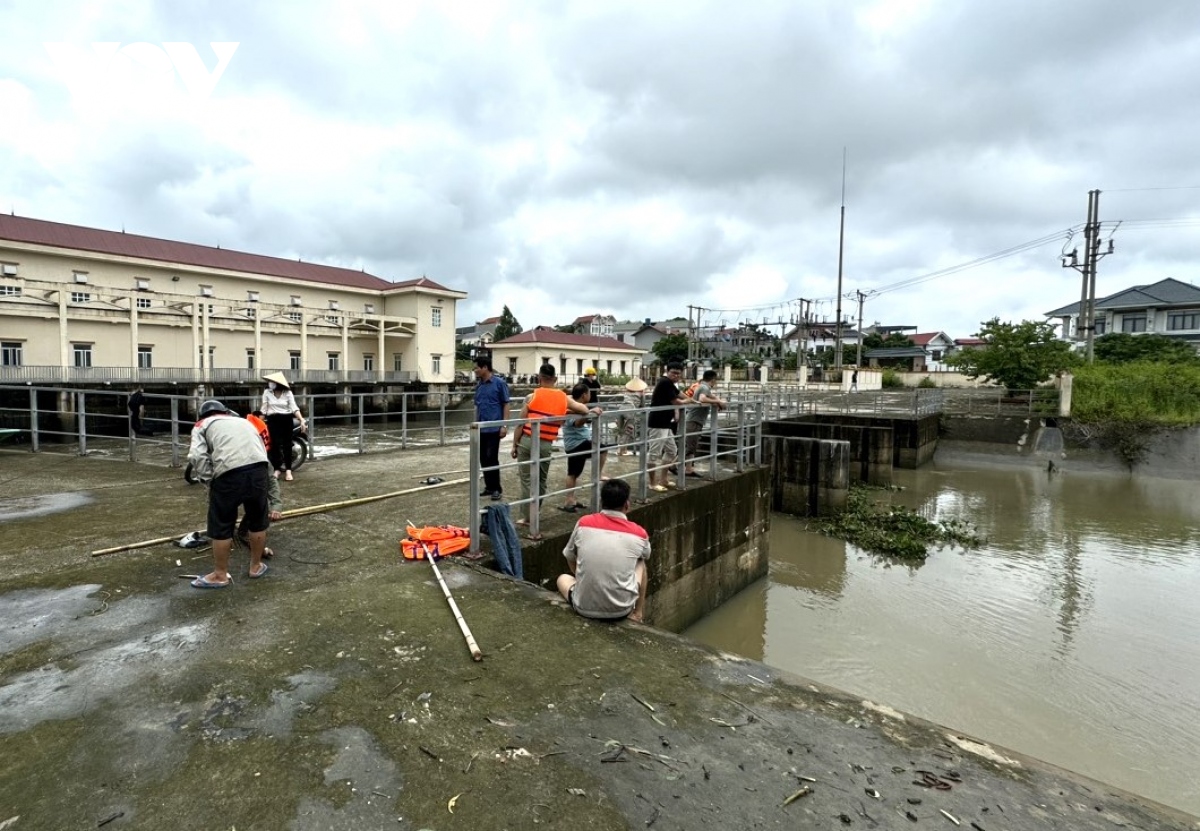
xmin=0 ymin=445 xmax=1195 ymax=830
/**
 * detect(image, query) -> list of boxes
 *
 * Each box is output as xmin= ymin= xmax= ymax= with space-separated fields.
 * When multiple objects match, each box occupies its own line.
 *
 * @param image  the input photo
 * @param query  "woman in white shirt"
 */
xmin=261 ymin=372 xmax=306 ymax=480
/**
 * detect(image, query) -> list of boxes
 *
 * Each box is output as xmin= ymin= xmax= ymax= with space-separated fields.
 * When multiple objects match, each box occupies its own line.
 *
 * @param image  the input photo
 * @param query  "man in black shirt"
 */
xmin=647 ymin=362 xmax=692 ymax=491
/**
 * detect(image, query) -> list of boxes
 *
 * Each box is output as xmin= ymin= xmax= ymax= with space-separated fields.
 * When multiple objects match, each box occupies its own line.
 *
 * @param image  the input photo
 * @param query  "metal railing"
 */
xmin=0 ymin=366 xmax=416 ymax=385
xmin=939 ymin=387 xmax=1059 ymax=416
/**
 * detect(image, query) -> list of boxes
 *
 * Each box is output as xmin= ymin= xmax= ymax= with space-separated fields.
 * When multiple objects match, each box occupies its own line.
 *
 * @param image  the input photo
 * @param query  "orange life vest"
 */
xmin=401 ymin=525 xmax=471 ymax=560
xmin=521 ymin=387 xmax=569 ymax=442
xmin=246 ymin=413 xmax=271 ymax=451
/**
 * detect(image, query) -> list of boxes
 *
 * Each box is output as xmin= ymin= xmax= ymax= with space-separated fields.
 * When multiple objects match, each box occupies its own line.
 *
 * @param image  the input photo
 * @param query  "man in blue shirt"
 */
xmin=474 ymin=356 xmax=511 ymax=500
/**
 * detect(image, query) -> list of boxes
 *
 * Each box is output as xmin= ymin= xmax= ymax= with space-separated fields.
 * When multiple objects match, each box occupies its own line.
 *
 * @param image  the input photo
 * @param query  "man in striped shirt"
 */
xmin=557 ymin=479 xmax=651 ymax=622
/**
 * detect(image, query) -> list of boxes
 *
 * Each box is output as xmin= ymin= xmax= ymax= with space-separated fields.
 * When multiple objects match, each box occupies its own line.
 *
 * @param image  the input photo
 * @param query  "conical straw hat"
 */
xmin=262 ymin=371 xmax=290 ymax=388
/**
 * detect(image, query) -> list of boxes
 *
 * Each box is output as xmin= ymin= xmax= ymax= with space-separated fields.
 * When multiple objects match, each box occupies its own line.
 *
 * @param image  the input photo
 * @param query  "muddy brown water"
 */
xmin=686 ymin=458 xmax=1200 ymax=817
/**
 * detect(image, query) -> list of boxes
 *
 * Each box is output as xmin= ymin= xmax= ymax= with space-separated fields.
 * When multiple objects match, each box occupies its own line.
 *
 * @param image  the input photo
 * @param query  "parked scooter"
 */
xmin=184 ymin=416 xmax=308 ymax=484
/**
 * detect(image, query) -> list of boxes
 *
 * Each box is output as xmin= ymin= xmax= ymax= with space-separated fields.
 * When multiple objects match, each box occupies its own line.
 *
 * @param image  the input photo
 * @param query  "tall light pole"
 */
xmin=834 ymin=148 xmax=847 ymax=370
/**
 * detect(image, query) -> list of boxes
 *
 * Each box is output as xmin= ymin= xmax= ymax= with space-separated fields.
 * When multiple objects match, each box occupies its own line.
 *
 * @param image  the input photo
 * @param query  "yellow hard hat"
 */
xmin=585 ymin=367 xmax=597 ymax=375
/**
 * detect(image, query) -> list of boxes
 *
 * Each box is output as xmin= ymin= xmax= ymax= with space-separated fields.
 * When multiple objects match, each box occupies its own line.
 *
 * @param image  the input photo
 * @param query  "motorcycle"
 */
xmin=184 ymin=418 xmax=309 ymax=484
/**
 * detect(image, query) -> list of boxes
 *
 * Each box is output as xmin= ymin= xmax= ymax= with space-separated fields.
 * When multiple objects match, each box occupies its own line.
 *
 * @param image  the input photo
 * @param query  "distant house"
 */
xmin=1045 ymin=277 xmax=1200 ymax=347
xmin=863 ymin=331 xmax=954 ymax=371
xmin=614 ymin=319 xmax=669 ymax=365
xmin=456 ymin=315 xmax=501 ymax=347
xmin=953 ymin=337 xmax=987 ymax=350
xmin=489 ymin=329 xmax=642 ymax=383
xmin=571 ymin=313 xmax=616 ymax=337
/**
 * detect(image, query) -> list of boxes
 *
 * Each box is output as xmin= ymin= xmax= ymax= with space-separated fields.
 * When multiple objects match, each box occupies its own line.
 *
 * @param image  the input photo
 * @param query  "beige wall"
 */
xmin=489 ymin=343 xmax=642 ymax=383
xmin=0 ymin=239 xmax=465 ymax=383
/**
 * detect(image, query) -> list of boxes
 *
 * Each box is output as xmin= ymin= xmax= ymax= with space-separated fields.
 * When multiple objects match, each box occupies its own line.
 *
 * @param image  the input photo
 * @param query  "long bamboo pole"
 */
xmin=407 ymin=520 xmax=483 ymax=662
xmin=90 ymin=476 xmax=471 ymax=556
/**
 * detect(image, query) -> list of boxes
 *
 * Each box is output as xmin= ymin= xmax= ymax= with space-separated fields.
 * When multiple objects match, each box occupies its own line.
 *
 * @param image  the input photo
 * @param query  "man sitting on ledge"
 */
xmin=556 ymin=479 xmax=651 ymax=623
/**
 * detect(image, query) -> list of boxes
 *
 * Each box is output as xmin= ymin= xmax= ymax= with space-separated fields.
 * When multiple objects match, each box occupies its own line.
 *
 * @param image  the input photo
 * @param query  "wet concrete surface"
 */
xmin=0 ymin=445 xmax=1197 ymax=830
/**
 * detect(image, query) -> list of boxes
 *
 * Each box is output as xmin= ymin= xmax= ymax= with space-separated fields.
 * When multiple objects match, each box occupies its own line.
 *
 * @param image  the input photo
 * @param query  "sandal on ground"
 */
xmin=650 ymin=484 xmax=668 ymax=492
xmin=558 ymin=504 xmax=580 ymax=513
xmin=248 ymin=563 xmax=270 ymax=579
xmin=515 ymin=518 xmax=529 ymax=527
xmin=284 ymin=470 xmax=294 ymax=481
xmin=191 ymin=575 xmax=230 ymax=589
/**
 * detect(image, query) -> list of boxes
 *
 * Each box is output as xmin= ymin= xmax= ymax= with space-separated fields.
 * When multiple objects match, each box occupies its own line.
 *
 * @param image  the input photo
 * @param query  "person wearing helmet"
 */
xmin=582 ymin=366 xmax=602 ymax=393
xmin=188 ymin=399 xmax=272 ymax=588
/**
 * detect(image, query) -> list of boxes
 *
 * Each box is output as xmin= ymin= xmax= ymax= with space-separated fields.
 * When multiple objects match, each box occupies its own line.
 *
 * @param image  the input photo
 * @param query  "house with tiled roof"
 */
xmin=571 ymin=313 xmax=616 ymax=336
xmin=489 ymin=329 xmax=642 ymax=383
xmin=456 ymin=315 xmax=503 ymax=347
xmin=0 ymin=214 xmax=466 ymax=385
xmin=863 ymin=331 xmax=954 ymax=371
xmin=1045 ymin=277 xmax=1200 ymax=346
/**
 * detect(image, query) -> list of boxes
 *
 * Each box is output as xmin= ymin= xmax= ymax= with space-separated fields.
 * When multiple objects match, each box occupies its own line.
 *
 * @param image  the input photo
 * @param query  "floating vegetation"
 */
xmin=811 ymin=486 xmax=984 ymax=561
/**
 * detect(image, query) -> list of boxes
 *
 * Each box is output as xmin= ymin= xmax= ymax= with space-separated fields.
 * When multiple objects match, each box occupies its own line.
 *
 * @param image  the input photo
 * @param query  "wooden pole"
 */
xmin=407 ymin=520 xmax=483 ymax=662
xmin=89 ymin=476 xmax=471 ymax=556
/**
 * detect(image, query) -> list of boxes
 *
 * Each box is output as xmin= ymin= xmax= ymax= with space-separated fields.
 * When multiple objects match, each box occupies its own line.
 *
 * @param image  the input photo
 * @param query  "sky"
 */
xmin=2 ymin=0 xmax=1199 ymax=340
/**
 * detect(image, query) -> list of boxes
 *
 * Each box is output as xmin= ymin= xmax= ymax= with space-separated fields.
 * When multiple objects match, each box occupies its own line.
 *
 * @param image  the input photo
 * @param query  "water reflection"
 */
xmin=686 ymin=460 xmax=1200 ymax=817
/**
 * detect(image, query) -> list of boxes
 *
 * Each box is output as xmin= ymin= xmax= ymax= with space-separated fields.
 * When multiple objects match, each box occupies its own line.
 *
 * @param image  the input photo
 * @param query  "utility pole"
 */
xmin=1061 ymin=189 xmax=1115 ymax=363
xmin=855 ymin=289 xmax=866 ymax=368
xmin=798 ymin=298 xmax=811 ymax=383
xmin=834 ymin=148 xmax=847 ymax=370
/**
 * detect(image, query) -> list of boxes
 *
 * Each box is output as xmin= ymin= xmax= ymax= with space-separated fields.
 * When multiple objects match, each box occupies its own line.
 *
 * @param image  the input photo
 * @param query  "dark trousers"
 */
xmin=266 ymin=413 xmax=294 ymax=471
xmin=480 ymin=430 xmax=502 ymax=494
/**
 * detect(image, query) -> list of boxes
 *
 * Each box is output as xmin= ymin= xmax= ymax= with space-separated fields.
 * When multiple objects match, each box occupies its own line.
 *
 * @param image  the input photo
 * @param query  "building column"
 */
xmin=341 ymin=318 xmax=349 ymax=382
xmin=377 ymin=324 xmax=385 ymax=382
xmin=191 ymin=301 xmax=201 ymax=370
xmin=57 ymin=289 xmax=69 ymax=382
xmin=299 ymin=315 xmax=308 ymax=378
xmin=201 ymin=301 xmax=211 ymax=383
xmin=129 ymin=300 xmax=139 ymax=373
xmin=254 ymin=308 xmax=262 ymax=371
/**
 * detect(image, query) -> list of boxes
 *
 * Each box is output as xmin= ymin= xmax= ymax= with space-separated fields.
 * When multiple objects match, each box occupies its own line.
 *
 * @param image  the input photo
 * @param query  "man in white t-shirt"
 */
xmin=556 ymin=479 xmax=651 ymax=622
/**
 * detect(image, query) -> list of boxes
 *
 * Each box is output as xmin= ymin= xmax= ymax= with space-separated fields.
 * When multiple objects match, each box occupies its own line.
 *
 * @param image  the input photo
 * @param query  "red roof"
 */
xmin=910 ymin=331 xmax=951 ymax=346
xmin=478 ymin=316 xmax=501 ymax=325
xmin=385 ymin=276 xmax=459 ymax=293
xmin=0 ymin=213 xmax=458 ymax=293
xmin=491 ymin=330 xmax=641 ymax=351
xmin=954 ymin=337 xmax=987 ymax=346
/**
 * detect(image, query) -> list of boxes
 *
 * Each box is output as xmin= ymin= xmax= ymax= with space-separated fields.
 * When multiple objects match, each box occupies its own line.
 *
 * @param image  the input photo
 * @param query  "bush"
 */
xmin=881 ymin=368 xmax=905 ymax=388
xmin=917 ymin=376 xmax=938 ymax=389
xmin=1072 ymin=362 xmax=1200 ymax=425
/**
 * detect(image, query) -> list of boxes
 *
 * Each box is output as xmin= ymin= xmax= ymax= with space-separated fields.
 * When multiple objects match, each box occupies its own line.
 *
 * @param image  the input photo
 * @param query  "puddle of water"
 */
xmin=0 ymin=492 xmax=93 ymax=522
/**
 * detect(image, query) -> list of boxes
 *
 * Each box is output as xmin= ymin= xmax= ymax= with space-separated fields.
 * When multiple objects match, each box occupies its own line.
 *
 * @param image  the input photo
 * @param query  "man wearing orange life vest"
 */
xmin=511 ymin=363 xmax=597 ymax=533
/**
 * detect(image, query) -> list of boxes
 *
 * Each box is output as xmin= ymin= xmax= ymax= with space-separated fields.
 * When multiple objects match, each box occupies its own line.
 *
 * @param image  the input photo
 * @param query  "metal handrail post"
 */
xmin=439 ymin=392 xmax=447 ymax=446
xmin=677 ymin=416 xmax=689 ymax=490
xmin=468 ymin=424 xmax=482 ymax=554
xmin=636 ymin=409 xmax=649 ymax=502
xmin=589 ymin=413 xmax=603 ymax=511
xmin=529 ymin=428 xmax=541 ymax=539
xmin=401 ymin=393 xmax=408 ymax=449
xmin=170 ymin=397 xmax=180 ymax=466
xmin=753 ymin=402 xmax=764 ymax=466
xmin=77 ymin=391 xmax=87 ymax=456
xmin=357 ymin=394 xmax=365 ymax=455
xmin=29 ymin=387 xmax=39 ymax=452
xmin=708 ymin=410 xmax=719 ymax=478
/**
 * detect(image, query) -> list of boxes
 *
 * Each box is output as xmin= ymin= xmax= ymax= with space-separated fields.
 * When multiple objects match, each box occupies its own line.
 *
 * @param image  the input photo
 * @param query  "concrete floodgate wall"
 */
xmin=809 ymin=413 xmax=940 ymax=469
xmin=764 ymin=420 xmax=893 ymax=486
xmin=518 ymin=468 xmax=772 ymax=634
xmin=762 ymin=436 xmax=851 ymax=517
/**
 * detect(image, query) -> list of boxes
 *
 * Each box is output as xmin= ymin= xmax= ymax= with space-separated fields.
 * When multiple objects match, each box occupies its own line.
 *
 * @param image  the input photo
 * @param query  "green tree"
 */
xmin=1093 ymin=333 xmax=1198 ymax=365
xmin=651 ymin=333 xmax=689 ymax=365
xmin=862 ymin=332 xmax=915 ymax=350
xmin=947 ymin=318 xmax=1077 ymax=391
xmin=493 ymin=305 xmax=522 ymax=342
xmin=553 ymin=323 xmax=577 ymax=334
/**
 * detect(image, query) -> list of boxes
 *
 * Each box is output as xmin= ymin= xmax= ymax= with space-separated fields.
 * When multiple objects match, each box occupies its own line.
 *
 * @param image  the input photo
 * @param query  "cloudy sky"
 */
xmin=2 ymin=0 xmax=1199 ymax=339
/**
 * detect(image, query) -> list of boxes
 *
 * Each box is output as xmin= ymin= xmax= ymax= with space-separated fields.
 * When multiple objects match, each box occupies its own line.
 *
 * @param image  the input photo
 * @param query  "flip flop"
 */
xmin=650 ymin=485 xmax=668 ymax=492
xmin=248 ymin=563 xmax=270 ymax=579
xmin=558 ymin=504 xmax=580 ymax=513
xmin=191 ymin=575 xmax=230 ymax=589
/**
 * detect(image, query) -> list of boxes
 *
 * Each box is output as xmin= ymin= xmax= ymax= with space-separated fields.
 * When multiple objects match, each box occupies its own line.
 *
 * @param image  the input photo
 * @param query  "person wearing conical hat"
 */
xmin=261 ymin=372 xmax=306 ymax=481
xmin=616 ymin=377 xmax=648 ymax=457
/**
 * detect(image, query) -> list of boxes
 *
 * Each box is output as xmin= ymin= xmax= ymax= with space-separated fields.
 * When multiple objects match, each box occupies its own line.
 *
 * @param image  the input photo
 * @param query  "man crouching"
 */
xmin=557 ymin=479 xmax=650 ymax=623
xmin=188 ymin=399 xmax=272 ymax=588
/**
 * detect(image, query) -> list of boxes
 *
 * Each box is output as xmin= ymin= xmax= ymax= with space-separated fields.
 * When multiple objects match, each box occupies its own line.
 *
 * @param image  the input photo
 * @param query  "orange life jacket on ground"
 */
xmin=521 ymin=387 xmax=569 ymax=442
xmin=401 ymin=525 xmax=471 ymax=560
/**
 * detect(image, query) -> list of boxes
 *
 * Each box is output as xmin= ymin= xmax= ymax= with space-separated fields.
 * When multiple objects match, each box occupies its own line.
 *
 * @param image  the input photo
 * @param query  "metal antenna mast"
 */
xmin=834 ymin=148 xmax=847 ymax=369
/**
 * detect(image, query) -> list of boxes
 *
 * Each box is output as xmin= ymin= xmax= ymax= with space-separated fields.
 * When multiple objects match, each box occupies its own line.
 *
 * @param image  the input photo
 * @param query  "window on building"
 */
xmin=432 ymin=354 xmax=442 ymax=375
xmin=246 ymin=349 xmax=256 ymax=370
xmin=135 ymin=277 xmax=150 ymax=291
xmin=73 ymin=343 xmax=93 ymax=368
xmin=1168 ymin=312 xmax=1199 ymax=331
xmin=931 ymin=350 xmax=943 ymax=361
xmin=136 ymin=297 xmax=152 ymax=309
xmin=606 ymin=360 xmax=613 ymax=374
xmin=325 ymin=315 xmax=339 ymax=325
xmin=0 ymin=285 xmax=21 ymax=296
xmin=328 ymin=352 xmax=340 ymax=371
xmin=431 ymin=307 xmax=442 ymax=327
xmin=137 ymin=346 xmax=153 ymax=369
xmin=197 ymin=345 xmax=215 ymax=368
xmin=286 ymin=311 xmax=301 ymax=323
xmin=289 ymin=351 xmax=301 ymax=371
xmin=1 ymin=341 xmax=23 ymax=366
xmin=70 ymin=291 xmax=91 ymax=303
xmin=1094 ymin=317 xmax=1107 ymax=335
xmin=393 ymin=353 xmax=403 ymax=372
xmin=508 ymin=357 xmax=518 ymax=376
xmin=364 ymin=303 xmax=375 ymax=314
xmin=1122 ymin=316 xmax=1147 ymax=333
xmin=576 ymin=358 xmax=583 ymax=375
xmin=363 ymin=354 xmax=375 ymax=372
xmin=620 ymin=360 xmax=627 ymax=375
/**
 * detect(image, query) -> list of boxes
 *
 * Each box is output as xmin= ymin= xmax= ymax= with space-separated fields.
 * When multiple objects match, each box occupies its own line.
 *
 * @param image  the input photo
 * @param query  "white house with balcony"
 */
xmin=488 ymin=329 xmax=642 ymax=384
xmin=1045 ymin=277 xmax=1200 ymax=348
xmin=572 ymin=313 xmax=616 ymax=336
xmin=0 ymin=214 xmax=466 ymax=386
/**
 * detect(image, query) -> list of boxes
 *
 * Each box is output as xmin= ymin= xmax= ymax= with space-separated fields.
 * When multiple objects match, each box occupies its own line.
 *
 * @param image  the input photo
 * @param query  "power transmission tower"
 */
xmin=1061 ymin=189 xmax=1115 ymax=363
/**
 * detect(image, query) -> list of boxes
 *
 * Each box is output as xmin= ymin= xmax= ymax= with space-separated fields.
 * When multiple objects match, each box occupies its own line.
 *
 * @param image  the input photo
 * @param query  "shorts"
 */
xmin=565 ymin=440 xmax=610 ymax=478
xmin=568 ymin=585 xmax=630 ymax=622
xmin=684 ymin=431 xmax=702 ymax=460
xmin=648 ymin=428 xmax=678 ymax=465
xmin=207 ymin=463 xmax=270 ymax=540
